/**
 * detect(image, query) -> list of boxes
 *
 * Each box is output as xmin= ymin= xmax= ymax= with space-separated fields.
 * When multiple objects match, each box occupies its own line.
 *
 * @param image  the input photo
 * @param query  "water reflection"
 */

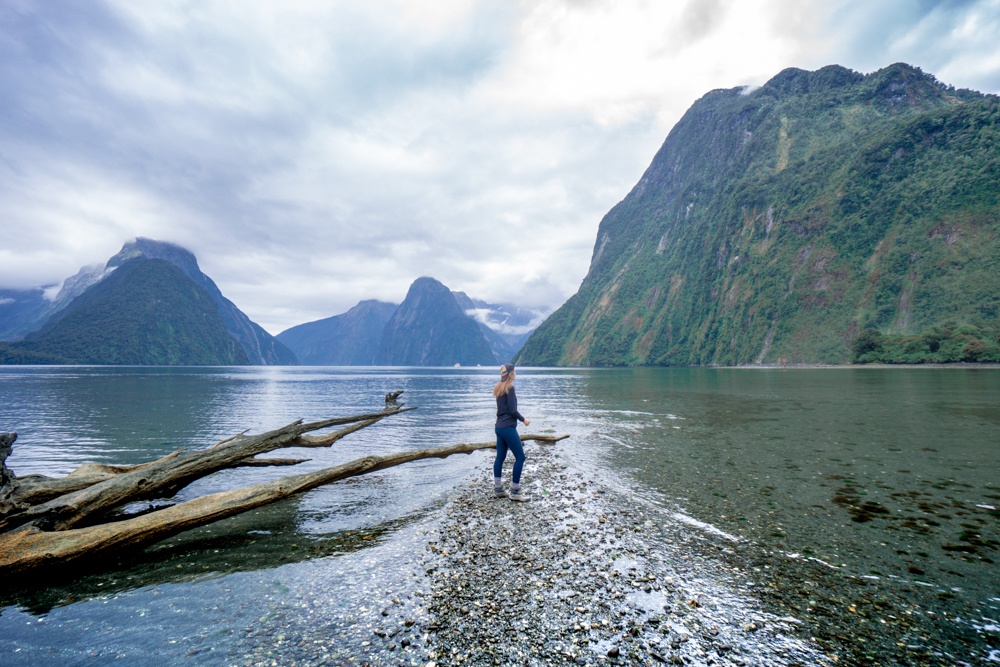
xmin=1 ymin=498 xmax=431 ymax=616
xmin=576 ymin=368 xmax=1000 ymax=586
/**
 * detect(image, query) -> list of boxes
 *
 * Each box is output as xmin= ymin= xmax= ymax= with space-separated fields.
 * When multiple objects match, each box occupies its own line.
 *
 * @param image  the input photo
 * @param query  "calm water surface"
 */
xmin=0 ymin=366 xmax=997 ymax=665
xmin=578 ymin=367 xmax=1000 ymax=663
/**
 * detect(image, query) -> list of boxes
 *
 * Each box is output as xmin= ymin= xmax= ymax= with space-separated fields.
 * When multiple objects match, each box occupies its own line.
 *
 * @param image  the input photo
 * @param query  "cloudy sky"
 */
xmin=2 ymin=0 xmax=999 ymax=333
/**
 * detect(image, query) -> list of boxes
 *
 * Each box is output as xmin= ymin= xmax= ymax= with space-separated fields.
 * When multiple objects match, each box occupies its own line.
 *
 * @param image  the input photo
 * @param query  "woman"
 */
xmin=493 ymin=363 xmax=530 ymax=501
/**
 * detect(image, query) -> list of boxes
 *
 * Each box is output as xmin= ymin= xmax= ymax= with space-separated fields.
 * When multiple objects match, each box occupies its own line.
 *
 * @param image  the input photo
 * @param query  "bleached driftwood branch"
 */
xmin=0 ymin=394 xmax=568 ymax=578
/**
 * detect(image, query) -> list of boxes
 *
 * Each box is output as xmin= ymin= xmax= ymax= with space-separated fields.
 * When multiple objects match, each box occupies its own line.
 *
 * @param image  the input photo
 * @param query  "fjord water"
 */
xmin=0 ymin=366 xmax=997 ymax=664
xmin=576 ymin=367 xmax=1000 ymax=662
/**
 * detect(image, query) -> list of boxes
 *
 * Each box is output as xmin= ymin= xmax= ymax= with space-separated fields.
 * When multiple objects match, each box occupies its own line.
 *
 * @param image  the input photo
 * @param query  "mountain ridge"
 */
xmin=0 ymin=239 xmax=296 ymax=366
xmin=277 ymin=300 xmax=398 ymax=365
xmin=278 ymin=279 xmax=541 ymax=366
xmin=1 ymin=259 xmax=250 ymax=365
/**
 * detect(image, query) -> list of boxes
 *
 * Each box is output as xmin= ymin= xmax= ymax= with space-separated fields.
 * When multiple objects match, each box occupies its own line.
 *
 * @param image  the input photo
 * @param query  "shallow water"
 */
xmin=0 ymin=366 xmax=592 ymax=666
xmin=0 ymin=366 xmax=997 ymax=665
xmin=574 ymin=367 xmax=1000 ymax=664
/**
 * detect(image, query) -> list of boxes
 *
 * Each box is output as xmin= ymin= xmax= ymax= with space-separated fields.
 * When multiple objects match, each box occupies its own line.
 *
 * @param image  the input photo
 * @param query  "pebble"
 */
xmin=222 ymin=441 xmax=838 ymax=666
xmin=406 ymin=446 xmax=830 ymax=666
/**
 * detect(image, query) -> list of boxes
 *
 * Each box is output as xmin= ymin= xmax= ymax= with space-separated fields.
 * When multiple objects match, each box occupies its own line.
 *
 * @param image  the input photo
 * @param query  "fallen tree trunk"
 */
xmin=0 ymin=435 xmax=569 ymax=578
xmin=0 ymin=434 xmax=567 ymax=577
xmin=0 ymin=394 xmax=568 ymax=579
xmin=0 ymin=432 xmax=22 ymax=517
xmin=12 ymin=450 xmax=186 ymax=506
xmin=1 ymin=407 xmax=414 ymax=533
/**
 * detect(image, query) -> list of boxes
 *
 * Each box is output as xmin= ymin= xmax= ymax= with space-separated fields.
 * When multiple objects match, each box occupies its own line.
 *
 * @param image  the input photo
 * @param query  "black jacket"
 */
xmin=495 ymin=386 xmax=525 ymax=428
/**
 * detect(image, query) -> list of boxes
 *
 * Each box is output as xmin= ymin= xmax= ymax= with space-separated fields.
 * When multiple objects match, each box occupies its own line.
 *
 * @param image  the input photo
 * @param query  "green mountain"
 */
xmin=518 ymin=63 xmax=1000 ymax=366
xmin=0 ymin=238 xmax=297 ymax=365
xmin=379 ymin=277 xmax=499 ymax=366
xmin=105 ymin=239 xmax=297 ymax=365
xmin=0 ymin=259 xmax=250 ymax=365
xmin=277 ymin=300 xmax=398 ymax=365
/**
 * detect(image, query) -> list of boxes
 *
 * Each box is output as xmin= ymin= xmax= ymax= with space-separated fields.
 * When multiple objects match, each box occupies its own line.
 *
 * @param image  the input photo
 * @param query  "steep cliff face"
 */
xmin=379 ymin=277 xmax=499 ymax=366
xmin=519 ymin=63 xmax=1000 ymax=366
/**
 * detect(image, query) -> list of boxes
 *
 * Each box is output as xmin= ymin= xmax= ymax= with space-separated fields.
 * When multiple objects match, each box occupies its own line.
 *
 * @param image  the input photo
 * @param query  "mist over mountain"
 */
xmin=0 ymin=288 xmax=48 ymax=342
xmin=0 ymin=262 xmax=115 ymax=342
xmin=452 ymin=291 xmax=544 ymax=360
xmin=518 ymin=63 xmax=1000 ymax=366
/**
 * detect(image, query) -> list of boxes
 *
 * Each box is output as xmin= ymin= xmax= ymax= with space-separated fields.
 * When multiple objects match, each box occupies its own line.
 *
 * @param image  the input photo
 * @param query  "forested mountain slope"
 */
xmin=379 ymin=277 xmax=499 ymax=366
xmin=519 ymin=64 xmax=1000 ymax=366
xmin=0 ymin=259 xmax=249 ymax=365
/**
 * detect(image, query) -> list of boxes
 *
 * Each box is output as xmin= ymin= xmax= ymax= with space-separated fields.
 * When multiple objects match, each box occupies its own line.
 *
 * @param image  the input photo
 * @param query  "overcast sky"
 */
xmin=2 ymin=0 xmax=999 ymax=333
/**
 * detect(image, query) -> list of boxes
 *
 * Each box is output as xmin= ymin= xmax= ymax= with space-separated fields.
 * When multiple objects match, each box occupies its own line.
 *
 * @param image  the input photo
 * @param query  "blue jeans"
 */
xmin=494 ymin=426 xmax=525 ymax=484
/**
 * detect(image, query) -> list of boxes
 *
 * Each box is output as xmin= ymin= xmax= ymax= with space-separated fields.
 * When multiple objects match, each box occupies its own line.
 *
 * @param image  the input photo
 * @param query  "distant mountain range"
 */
xmin=277 ymin=277 xmax=544 ymax=366
xmin=0 ymin=239 xmax=542 ymax=367
xmin=517 ymin=63 xmax=1000 ymax=366
xmin=0 ymin=239 xmax=295 ymax=365
xmin=276 ymin=300 xmax=398 ymax=366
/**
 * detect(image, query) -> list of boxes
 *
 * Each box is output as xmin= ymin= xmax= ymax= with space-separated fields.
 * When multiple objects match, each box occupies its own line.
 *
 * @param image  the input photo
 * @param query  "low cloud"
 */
xmin=465 ymin=308 xmax=551 ymax=337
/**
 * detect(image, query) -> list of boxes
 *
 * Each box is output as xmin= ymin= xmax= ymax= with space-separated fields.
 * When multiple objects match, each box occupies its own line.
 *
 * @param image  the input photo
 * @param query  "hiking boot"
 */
xmin=494 ymin=486 xmax=508 ymax=498
xmin=508 ymin=488 xmax=529 ymax=502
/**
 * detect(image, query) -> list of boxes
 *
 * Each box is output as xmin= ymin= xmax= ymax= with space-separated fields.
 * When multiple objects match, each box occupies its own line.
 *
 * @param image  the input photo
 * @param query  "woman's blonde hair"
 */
xmin=492 ymin=366 xmax=515 ymax=397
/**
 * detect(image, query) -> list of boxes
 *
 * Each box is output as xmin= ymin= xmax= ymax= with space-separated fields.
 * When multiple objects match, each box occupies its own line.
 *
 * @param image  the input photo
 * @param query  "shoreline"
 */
xmin=401 ymin=442 xmax=832 ymax=667
xmin=3 ymin=434 xmax=984 ymax=666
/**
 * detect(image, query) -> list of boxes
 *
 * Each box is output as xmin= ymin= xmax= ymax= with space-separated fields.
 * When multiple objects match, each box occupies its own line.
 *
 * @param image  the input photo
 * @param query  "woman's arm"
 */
xmin=510 ymin=387 xmax=528 ymax=425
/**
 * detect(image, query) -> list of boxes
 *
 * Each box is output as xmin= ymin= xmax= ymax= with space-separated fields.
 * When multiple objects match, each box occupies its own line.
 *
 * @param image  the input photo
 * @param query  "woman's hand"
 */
xmin=524 ymin=418 xmax=531 ymax=427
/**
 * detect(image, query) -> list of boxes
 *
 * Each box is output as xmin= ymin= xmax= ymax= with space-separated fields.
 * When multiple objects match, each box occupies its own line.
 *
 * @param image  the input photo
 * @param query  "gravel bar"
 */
xmin=372 ymin=441 xmax=835 ymax=667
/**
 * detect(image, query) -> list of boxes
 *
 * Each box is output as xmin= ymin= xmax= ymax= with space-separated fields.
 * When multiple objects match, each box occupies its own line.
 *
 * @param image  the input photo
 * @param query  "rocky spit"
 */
xmin=354 ymin=442 xmax=833 ymax=667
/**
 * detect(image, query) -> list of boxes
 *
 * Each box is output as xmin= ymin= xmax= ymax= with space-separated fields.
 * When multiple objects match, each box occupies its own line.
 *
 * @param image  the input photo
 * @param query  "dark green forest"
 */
xmin=852 ymin=323 xmax=1000 ymax=364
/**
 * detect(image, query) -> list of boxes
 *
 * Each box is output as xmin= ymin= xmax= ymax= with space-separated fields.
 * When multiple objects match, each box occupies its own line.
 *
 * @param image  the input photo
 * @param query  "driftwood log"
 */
xmin=0 ymin=393 xmax=568 ymax=578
